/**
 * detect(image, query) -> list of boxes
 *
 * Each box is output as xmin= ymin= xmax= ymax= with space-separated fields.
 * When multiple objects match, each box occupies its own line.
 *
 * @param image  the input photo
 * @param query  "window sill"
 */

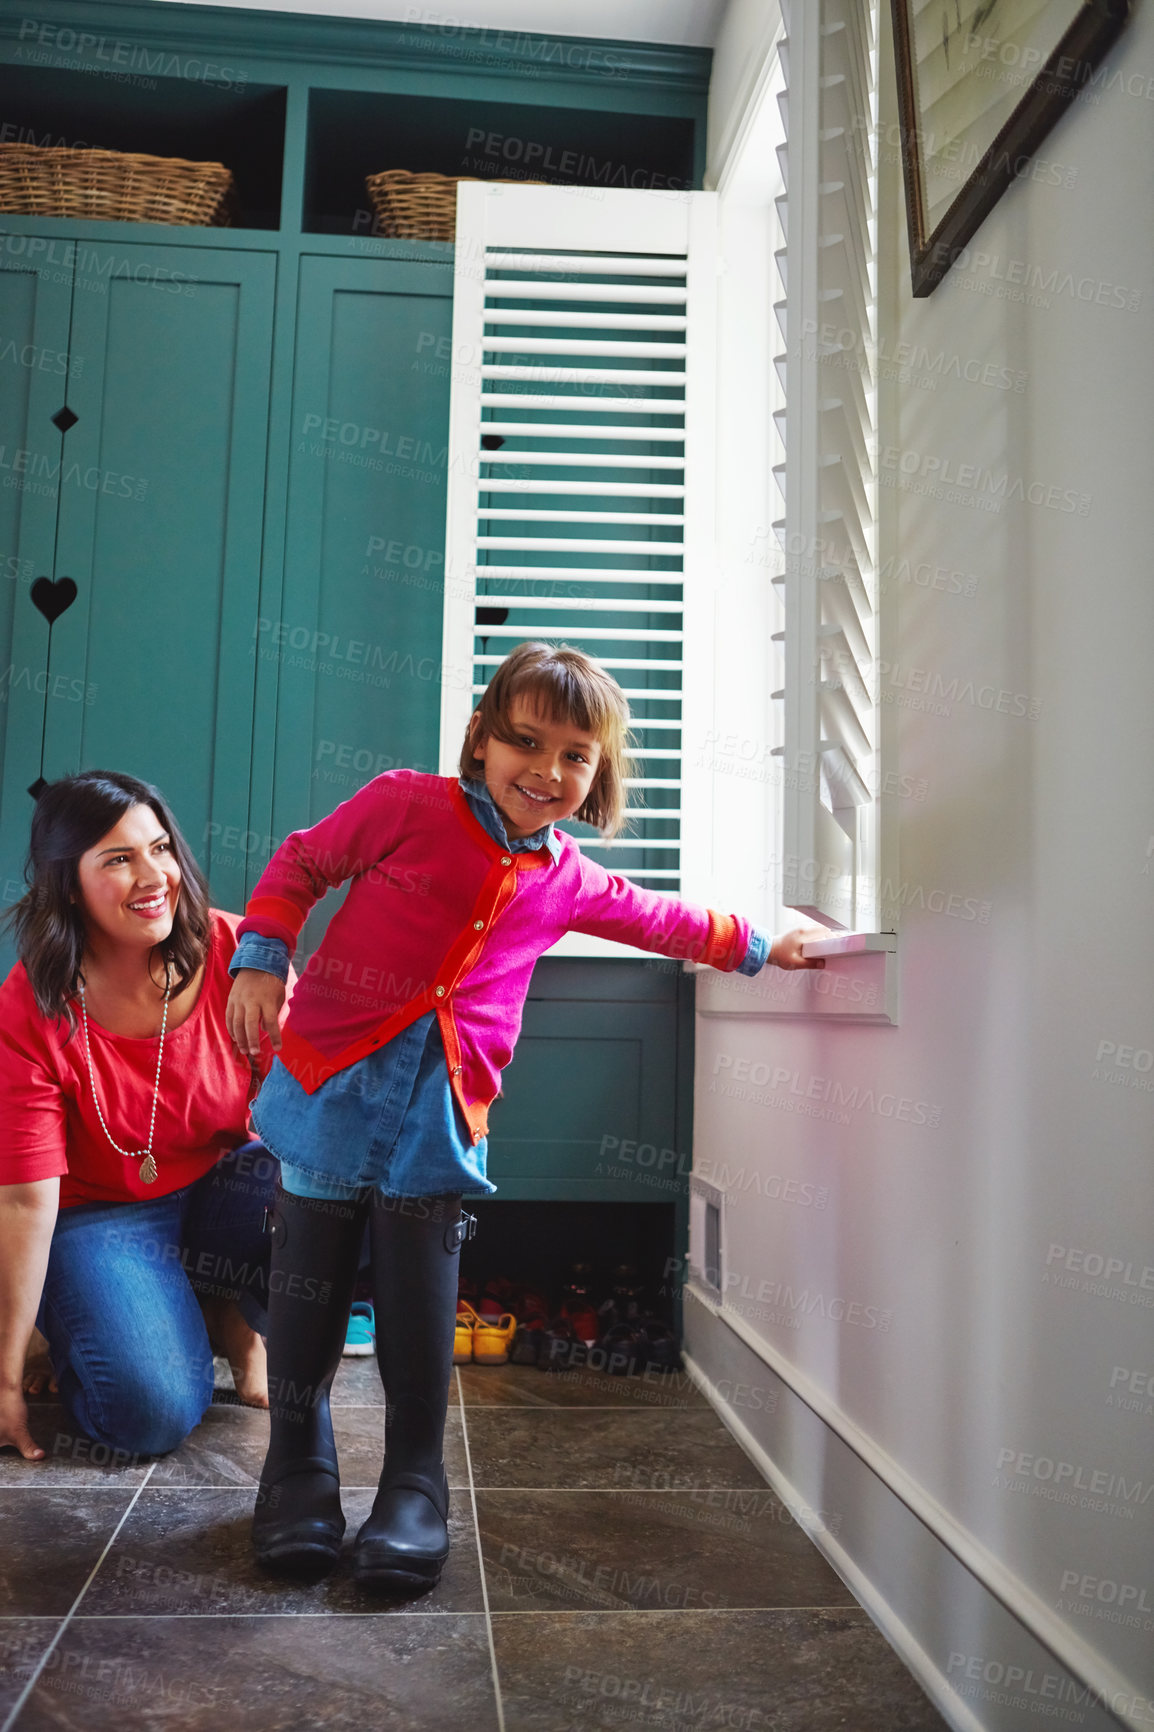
xmin=799 ymin=932 xmax=896 ymax=959
xmin=694 ymin=936 xmax=898 ymax=1024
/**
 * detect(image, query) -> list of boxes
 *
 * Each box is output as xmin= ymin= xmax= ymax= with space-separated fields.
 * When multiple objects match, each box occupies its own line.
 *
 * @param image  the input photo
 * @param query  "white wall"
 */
xmin=690 ymin=7 xmax=1154 ymax=1731
xmin=153 ymin=0 xmax=725 ymax=46
xmin=705 ymin=0 xmax=783 ymax=185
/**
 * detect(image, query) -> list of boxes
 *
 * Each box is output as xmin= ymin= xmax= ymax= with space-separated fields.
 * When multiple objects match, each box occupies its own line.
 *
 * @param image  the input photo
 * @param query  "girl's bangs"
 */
xmin=504 ymin=661 xmax=624 ymax=740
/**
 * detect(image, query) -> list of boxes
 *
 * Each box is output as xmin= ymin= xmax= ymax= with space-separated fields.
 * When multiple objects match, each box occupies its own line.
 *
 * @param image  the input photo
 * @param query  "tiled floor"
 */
xmin=1 ymin=1358 xmax=951 ymax=1731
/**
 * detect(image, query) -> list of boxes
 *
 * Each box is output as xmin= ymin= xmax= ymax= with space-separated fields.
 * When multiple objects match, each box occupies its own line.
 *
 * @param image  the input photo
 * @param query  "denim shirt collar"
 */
xmin=458 ymin=776 xmax=562 ymax=864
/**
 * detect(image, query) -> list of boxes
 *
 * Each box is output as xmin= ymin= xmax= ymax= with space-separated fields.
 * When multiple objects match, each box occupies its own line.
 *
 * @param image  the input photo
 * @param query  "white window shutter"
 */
xmin=774 ymin=0 xmax=881 ymax=930
xmin=440 ymin=182 xmax=719 ymax=957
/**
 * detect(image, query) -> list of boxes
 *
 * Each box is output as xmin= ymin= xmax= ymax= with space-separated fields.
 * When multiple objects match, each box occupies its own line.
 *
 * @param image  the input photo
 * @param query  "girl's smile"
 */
xmin=472 ymin=698 xmax=603 ymax=840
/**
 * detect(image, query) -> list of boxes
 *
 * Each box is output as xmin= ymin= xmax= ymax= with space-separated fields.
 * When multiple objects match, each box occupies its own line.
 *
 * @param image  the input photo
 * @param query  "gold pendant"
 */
xmin=139 ymin=1154 xmax=158 ymax=1185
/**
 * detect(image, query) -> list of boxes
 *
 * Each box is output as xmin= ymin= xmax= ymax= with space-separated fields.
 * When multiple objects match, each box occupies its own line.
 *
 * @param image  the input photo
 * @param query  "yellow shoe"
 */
xmin=473 ymin=1311 xmax=517 ymax=1365
xmin=454 ymin=1301 xmax=479 ymax=1364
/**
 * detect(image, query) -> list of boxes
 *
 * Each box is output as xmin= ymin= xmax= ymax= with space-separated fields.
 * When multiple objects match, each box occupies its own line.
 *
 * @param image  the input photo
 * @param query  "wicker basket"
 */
xmin=364 ymin=168 xmax=542 ymax=241
xmin=0 ymin=144 xmax=236 ymax=227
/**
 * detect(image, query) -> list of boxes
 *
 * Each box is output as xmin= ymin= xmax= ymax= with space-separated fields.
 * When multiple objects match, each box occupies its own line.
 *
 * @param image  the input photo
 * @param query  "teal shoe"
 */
xmin=343 ymin=1301 xmax=376 ymax=1358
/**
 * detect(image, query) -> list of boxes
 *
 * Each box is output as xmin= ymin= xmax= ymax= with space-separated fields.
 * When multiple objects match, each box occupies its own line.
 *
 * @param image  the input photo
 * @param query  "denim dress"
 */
xmin=229 ymin=779 xmax=562 ymax=1203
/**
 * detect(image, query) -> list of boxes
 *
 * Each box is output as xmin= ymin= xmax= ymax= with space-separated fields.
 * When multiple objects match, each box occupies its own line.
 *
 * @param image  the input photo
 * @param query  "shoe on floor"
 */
xmin=454 ymin=1300 xmax=480 ymax=1364
xmin=563 ymin=1301 xmax=600 ymax=1345
xmin=473 ymin=1310 xmax=516 ymax=1364
xmin=540 ymin=1316 xmax=588 ymax=1373
xmin=343 ymin=1301 xmax=376 ymax=1357
xmin=597 ymin=1321 xmax=648 ymax=1376
xmin=510 ymin=1319 xmax=546 ymax=1365
xmin=639 ymin=1318 xmax=682 ymax=1373
xmin=353 ymin=1467 xmax=450 ymax=1592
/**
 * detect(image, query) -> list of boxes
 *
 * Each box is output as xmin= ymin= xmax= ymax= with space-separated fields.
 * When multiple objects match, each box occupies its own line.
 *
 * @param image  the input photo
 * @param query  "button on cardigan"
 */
xmin=235 ymin=771 xmax=755 ymax=1144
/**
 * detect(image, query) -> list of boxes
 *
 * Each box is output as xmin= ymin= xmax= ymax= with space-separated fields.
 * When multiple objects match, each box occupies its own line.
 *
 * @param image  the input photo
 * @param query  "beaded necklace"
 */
xmin=77 ymin=957 xmax=172 ymax=1186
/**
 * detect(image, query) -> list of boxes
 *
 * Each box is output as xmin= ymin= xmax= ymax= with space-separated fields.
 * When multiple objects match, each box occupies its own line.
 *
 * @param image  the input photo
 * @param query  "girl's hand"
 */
xmin=0 ymin=1385 xmax=45 ymax=1461
xmin=226 ymin=969 xmax=286 ymax=1056
xmin=769 ymin=926 xmax=830 ymax=970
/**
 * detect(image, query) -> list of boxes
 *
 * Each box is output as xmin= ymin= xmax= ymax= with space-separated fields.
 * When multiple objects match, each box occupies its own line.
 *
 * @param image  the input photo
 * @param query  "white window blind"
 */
xmin=440 ymin=183 xmax=718 ymax=956
xmin=774 ymin=0 xmax=882 ymax=930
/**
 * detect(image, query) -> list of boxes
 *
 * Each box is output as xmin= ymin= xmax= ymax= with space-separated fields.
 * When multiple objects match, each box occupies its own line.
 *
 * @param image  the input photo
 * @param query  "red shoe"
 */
xmin=561 ymin=1303 xmax=600 ymax=1347
xmin=477 ymin=1276 xmax=519 ymax=1322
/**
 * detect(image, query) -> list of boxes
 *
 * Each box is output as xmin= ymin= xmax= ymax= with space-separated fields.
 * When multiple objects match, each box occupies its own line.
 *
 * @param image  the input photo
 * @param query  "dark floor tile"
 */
xmin=0 ymin=1407 xmax=150 ymax=1487
xmin=334 ymin=1407 xmax=468 ymax=1491
xmin=0 ymin=1492 xmax=139 ymax=1618
xmin=145 ymin=1402 xmax=268 ymax=1488
xmin=493 ymin=1608 xmax=951 ymax=1732
xmin=146 ymin=1401 xmax=465 ymax=1490
xmin=465 ymin=1407 xmax=765 ymax=1490
xmin=477 ymin=1487 xmax=853 ymax=1613
xmin=82 ymin=1488 xmax=483 ymax=1616
xmin=456 ymin=1362 xmax=707 ymax=1410
xmin=11 ymin=1614 xmax=499 ymax=1730
xmin=0 ymin=1622 xmax=60 ymax=1719
xmin=331 ymin=1355 xmax=386 ymax=1406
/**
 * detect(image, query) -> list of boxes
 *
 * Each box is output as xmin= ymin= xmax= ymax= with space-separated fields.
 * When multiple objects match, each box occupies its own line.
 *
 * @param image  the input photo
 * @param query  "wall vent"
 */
xmin=689 ymin=1174 xmax=725 ymax=1298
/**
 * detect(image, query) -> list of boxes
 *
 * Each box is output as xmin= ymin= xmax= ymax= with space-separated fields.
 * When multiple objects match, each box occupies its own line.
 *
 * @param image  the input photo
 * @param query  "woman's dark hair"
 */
xmin=5 ymin=769 xmax=211 ymax=1032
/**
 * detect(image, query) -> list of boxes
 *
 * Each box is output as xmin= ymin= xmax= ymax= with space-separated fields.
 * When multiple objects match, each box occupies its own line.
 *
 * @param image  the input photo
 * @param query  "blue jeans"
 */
xmin=36 ymin=1142 xmax=278 ymax=1458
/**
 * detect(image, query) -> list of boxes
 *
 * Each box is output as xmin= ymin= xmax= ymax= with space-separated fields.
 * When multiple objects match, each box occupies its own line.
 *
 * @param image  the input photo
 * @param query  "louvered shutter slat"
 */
xmin=490 ymin=253 xmax=688 ymax=277
xmin=481 ymin=596 xmax=683 ymax=614
xmin=483 ymin=452 xmax=685 ymax=469
xmin=480 ymin=479 xmax=684 ymax=496
xmin=483 ymin=310 xmax=688 ymax=331
xmin=480 ymin=566 xmax=683 ymax=587
xmin=480 ymin=393 xmax=684 ymax=412
xmin=477 ymin=538 xmax=684 ymax=555
xmin=482 ymin=337 xmax=686 ymax=358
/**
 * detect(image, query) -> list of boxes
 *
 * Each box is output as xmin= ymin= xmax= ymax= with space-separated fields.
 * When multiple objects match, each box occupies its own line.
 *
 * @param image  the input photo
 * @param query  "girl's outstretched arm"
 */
xmin=567 ymin=854 xmax=828 ymax=974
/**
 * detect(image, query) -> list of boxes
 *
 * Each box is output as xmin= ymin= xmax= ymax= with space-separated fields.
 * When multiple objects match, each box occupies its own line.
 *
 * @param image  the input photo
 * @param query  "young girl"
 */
xmin=227 ymin=641 xmax=826 ymax=1590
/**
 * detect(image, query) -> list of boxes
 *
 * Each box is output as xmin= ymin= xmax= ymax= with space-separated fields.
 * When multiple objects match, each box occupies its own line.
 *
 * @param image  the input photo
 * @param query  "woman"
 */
xmin=0 ymin=770 xmax=282 ymax=1463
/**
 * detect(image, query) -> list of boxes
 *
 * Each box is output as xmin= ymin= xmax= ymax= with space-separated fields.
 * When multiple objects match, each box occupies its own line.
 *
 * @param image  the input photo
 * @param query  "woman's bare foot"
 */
xmin=200 ymin=1298 xmax=269 ymax=1408
xmin=22 ymin=1328 xmax=58 ymax=1398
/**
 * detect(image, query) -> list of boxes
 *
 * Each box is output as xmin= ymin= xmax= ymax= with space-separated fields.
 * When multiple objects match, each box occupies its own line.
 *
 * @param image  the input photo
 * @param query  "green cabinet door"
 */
xmin=487 ymin=992 xmax=681 ymax=1203
xmin=29 ymin=241 xmax=276 ymax=915
xmin=262 ymin=254 xmax=453 ymax=857
xmin=0 ymin=239 xmax=78 ymax=911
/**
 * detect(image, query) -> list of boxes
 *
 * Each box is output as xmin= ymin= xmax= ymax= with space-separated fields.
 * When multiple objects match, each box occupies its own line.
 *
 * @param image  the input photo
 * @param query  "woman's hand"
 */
xmin=769 ymin=926 xmax=830 ymax=970
xmin=226 ymin=969 xmax=286 ymax=1057
xmin=0 ymin=1178 xmax=58 ymax=1462
xmin=0 ymin=1384 xmax=45 ymax=1461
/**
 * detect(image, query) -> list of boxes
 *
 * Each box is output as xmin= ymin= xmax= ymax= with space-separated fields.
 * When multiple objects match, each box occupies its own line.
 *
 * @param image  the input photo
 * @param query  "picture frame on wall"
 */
xmin=891 ymin=0 xmax=1131 ymax=295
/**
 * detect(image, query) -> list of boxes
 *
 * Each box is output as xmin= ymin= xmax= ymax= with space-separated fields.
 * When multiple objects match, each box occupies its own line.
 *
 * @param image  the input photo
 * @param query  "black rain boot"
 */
xmin=252 ymin=1186 xmax=366 ymax=1575
xmin=353 ymin=1194 xmax=474 ymax=1591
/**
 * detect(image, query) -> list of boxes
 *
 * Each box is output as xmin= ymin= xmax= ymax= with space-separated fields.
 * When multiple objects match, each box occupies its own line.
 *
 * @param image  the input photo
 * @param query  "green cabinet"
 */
xmin=267 ymin=253 xmax=453 ymax=839
xmin=490 ymin=994 xmax=677 ymax=1201
xmin=0 ymin=243 xmax=77 ymax=906
xmin=488 ymin=960 xmax=691 ymax=1232
xmin=0 ymin=238 xmax=276 ymax=916
xmin=227 ymin=251 xmax=455 ymax=960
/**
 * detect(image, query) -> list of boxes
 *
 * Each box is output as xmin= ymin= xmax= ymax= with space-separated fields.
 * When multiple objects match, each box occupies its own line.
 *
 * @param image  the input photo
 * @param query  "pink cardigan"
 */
xmin=238 ymin=772 xmax=751 ymax=1143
